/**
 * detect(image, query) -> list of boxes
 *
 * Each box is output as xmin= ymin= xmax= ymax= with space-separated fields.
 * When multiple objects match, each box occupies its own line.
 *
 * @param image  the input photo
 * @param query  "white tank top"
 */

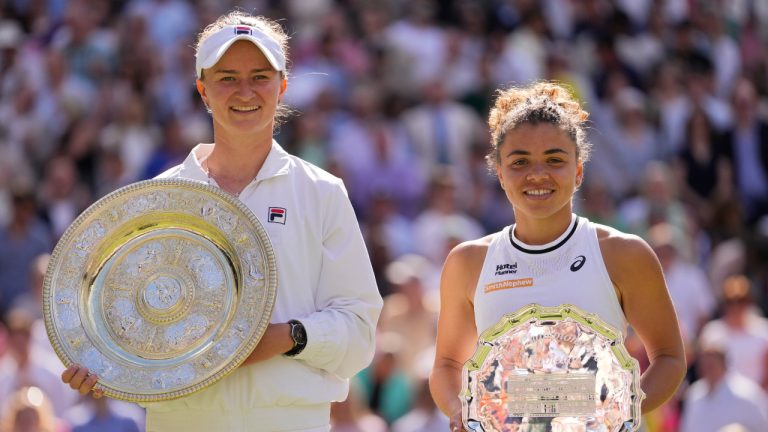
xmin=474 ymin=214 xmax=626 ymax=335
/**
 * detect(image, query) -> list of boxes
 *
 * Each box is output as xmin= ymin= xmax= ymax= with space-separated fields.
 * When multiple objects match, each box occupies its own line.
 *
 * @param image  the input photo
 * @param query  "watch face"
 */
xmin=286 ymin=320 xmax=307 ymax=356
xmin=293 ymin=322 xmax=307 ymax=345
xmin=290 ymin=321 xmax=306 ymax=346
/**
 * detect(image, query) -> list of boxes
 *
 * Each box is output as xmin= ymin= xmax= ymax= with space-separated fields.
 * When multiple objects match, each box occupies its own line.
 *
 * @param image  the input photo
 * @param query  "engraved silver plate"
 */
xmin=42 ymin=179 xmax=277 ymax=402
xmin=462 ymin=304 xmax=644 ymax=432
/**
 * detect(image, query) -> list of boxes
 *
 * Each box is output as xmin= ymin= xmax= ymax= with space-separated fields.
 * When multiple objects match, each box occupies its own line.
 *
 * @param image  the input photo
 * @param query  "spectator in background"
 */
xmin=68 ymin=397 xmax=140 ymax=432
xmin=0 ymin=79 xmax=52 ymax=172
xmin=384 ymin=0 xmax=447 ymax=95
xmin=141 ymin=116 xmax=195 ymax=179
xmin=700 ymin=275 xmax=768 ymax=389
xmin=674 ymin=108 xmax=735 ymax=232
xmin=648 ymin=223 xmax=715 ymax=360
xmin=124 ymin=0 xmax=198 ymax=63
xmin=0 ymin=186 xmax=52 ymax=317
xmin=378 ymin=255 xmax=439 ymax=378
xmin=361 ymin=194 xmax=418 ymax=296
xmin=355 ymin=346 xmax=413 ymax=425
xmin=329 ymin=383 xmax=387 ymax=432
xmin=9 ymin=254 xmax=60 ymax=370
xmin=392 ymin=378 xmax=449 ymax=432
xmin=619 ymin=161 xmax=691 ymax=257
xmin=0 ymin=386 xmax=58 ymax=432
xmin=99 ymin=91 xmax=161 ymax=184
xmin=699 ymin=9 xmax=742 ymax=99
xmin=401 ymin=79 xmax=486 ymax=203
xmin=575 ymin=179 xmax=628 ymax=232
xmin=50 ymin=0 xmax=114 ymax=85
xmin=495 ymin=8 xmax=550 ymax=86
xmin=412 ymin=168 xmax=484 ymax=267
xmin=608 ymin=87 xmax=663 ymax=189
xmin=328 ymin=82 xmax=423 ymax=211
xmin=650 ymin=60 xmax=692 ymax=159
xmin=0 ymin=308 xmax=77 ymax=417
xmin=680 ymin=338 xmax=768 ymax=432
xmin=721 ymin=77 xmax=768 ymax=224
xmin=38 ymin=155 xmax=91 ymax=240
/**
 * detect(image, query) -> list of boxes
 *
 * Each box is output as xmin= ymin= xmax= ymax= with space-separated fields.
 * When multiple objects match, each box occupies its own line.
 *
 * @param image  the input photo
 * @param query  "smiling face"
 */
xmin=496 ymin=123 xmax=583 ymax=223
xmin=196 ymin=40 xmax=286 ymax=143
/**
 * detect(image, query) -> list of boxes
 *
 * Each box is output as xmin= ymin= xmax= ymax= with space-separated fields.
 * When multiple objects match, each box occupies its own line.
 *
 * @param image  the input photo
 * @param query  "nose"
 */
xmin=526 ymin=162 xmax=550 ymax=181
xmin=237 ymin=79 xmax=255 ymax=98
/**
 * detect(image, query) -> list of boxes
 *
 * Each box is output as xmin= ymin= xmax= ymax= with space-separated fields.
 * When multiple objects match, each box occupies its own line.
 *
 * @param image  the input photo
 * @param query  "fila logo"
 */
xmin=570 ymin=255 xmax=586 ymax=272
xmin=268 ymin=207 xmax=286 ymax=224
xmin=495 ymin=263 xmax=518 ymax=276
xmin=234 ymin=26 xmax=252 ymax=35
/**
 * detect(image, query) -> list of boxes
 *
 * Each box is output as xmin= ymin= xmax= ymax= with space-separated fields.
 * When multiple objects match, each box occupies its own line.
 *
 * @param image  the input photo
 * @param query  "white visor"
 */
xmin=195 ymin=25 xmax=285 ymax=78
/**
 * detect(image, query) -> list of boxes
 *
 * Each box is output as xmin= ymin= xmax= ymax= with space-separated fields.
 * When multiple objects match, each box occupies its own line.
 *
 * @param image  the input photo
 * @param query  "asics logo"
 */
xmin=570 ymin=255 xmax=586 ymax=272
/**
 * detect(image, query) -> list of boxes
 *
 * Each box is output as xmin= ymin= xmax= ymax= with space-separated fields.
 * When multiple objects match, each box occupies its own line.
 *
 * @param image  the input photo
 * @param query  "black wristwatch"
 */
xmin=284 ymin=319 xmax=307 ymax=357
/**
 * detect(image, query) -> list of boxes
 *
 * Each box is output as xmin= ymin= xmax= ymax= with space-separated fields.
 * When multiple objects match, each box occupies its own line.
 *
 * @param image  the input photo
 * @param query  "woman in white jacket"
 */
xmin=62 ymin=10 xmax=383 ymax=432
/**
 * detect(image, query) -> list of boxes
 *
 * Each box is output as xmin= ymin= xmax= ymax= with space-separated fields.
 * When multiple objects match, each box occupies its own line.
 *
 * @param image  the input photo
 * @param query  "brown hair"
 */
xmin=486 ymin=82 xmax=591 ymax=173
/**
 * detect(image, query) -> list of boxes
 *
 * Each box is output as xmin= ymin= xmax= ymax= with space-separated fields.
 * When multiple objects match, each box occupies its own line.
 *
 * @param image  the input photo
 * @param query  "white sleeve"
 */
xmin=292 ymin=181 xmax=383 ymax=378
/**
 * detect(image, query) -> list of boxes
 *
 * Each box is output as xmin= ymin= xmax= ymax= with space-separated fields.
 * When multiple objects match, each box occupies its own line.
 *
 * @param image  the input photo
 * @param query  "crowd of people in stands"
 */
xmin=1 ymin=0 xmax=767 ymax=431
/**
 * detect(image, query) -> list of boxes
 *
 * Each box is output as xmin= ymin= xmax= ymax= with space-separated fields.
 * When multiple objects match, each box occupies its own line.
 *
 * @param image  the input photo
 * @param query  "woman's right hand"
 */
xmin=61 ymin=364 xmax=103 ymax=398
xmin=449 ymin=409 xmax=465 ymax=432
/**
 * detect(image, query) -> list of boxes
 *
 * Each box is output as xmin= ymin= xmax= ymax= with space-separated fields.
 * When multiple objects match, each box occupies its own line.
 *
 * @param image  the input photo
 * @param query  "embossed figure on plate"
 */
xmin=43 ymin=179 xmax=277 ymax=402
xmin=462 ymin=304 xmax=644 ymax=432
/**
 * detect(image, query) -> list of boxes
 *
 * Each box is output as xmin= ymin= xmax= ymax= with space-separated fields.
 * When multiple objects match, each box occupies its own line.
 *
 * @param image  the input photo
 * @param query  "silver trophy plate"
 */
xmin=43 ymin=179 xmax=277 ymax=402
xmin=462 ymin=304 xmax=644 ymax=432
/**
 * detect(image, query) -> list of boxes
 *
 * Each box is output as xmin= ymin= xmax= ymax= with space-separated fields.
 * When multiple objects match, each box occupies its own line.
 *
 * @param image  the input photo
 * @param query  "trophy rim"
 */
xmin=461 ymin=303 xmax=645 ymax=432
xmin=42 ymin=178 xmax=278 ymax=402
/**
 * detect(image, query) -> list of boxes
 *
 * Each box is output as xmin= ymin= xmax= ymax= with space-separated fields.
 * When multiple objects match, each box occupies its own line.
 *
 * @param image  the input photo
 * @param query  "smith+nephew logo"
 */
xmin=495 ymin=262 xmax=518 ymax=276
xmin=268 ymin=207 xmax=286 ymax=224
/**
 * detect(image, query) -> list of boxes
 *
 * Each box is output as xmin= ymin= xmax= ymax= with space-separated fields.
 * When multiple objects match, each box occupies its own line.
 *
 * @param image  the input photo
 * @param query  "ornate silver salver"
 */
xmin=462 ymin=304 xmax=644 ymax=432
xmin=43 ymin=179 xmax=277 ymax=402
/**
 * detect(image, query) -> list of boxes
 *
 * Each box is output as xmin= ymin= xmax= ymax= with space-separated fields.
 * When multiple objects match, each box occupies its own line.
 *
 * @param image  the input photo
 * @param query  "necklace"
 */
xmin=203 ymin=159 xmax=244 ymax=196
xmin=202 ymin=158 xmax=215 ymax=185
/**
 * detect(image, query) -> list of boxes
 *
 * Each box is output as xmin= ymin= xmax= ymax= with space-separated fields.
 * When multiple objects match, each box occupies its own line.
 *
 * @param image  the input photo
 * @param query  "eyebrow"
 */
xmin=212 ymin=68 xmax=274 ymax=75
xmin=504 ymin=148 xmax=569 ymax=157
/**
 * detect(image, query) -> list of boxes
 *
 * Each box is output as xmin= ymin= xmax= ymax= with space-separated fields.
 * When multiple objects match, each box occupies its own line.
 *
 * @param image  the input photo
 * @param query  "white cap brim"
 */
xmin=196 ymin=25 xmax=285 ymax=78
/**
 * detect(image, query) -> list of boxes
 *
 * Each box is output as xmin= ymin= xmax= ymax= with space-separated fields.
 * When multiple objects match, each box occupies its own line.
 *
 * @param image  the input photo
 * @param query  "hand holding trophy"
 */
xmin=46 ymin=179 xmax=277 ymax=402
xmin=461 ymin=304 xmax=643 ymax=431
xmin=430 ymin=82 xmax=686 ymax=432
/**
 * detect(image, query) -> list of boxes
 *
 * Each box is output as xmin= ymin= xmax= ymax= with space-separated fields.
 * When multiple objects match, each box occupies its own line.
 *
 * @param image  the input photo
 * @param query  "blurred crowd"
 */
xmin=1 ymin=0 xmax=768 ymax=431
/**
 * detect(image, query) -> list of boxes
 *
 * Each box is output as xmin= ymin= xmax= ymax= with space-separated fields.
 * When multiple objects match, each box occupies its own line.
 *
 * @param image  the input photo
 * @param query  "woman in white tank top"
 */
xmin=430 ymin=82 xmax=686 ymax=431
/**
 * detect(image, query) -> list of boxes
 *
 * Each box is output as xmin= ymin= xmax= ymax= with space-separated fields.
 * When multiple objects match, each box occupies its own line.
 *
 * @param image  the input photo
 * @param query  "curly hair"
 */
xmin=486 ymin=82 xmax=591 ymax=173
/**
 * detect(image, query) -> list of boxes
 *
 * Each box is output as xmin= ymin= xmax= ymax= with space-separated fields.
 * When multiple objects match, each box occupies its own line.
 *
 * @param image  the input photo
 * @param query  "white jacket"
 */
xmin=143 ymin=141 xmax=382 ymax=431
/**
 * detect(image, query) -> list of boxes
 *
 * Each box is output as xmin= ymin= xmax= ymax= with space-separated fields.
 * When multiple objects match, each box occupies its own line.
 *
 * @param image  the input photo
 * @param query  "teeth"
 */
xmin=525 ymin=189 xmax=553 ymax=196
xmin=231 ymin=105 xmax=259 ymax=112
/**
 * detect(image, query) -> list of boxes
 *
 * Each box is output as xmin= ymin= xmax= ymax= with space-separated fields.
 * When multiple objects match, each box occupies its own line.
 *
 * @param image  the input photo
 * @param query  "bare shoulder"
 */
xmin=594 ymin=223 xmax=655 ymax=265
xmin=446 ymin=234 xmax=494 ymax=266
xmin=442 ymin=234 xmax=495 ymax=299
xmin=594 ymin=223 xmax=662 ymax=301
